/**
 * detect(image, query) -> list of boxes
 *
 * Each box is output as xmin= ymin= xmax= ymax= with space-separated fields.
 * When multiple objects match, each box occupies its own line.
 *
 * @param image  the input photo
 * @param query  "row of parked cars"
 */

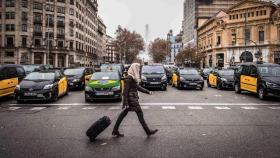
xmin=0 ymin=64 xmax=125 ymax=103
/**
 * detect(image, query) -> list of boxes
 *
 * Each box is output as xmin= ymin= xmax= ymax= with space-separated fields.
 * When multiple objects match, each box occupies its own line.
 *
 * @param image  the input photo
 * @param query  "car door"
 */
xmin=240 ymin=65 xmax=257 ymax=93
xmin=84 ymin=68 xmax=92 ymax=85
xmin=172 ymin=70 xmax=178 ymax=86
xmin=209 ymin=72 xmax=217 ymax=86
xmin=1 ymin=67 xmax=19 ymax=97
xmin=58 ymin=71 xmax=67 ymax=94
xmin=57 ymin=72 xmax=64 ymax=96
xmin=0 ymin=67 xmax=9 ymax=97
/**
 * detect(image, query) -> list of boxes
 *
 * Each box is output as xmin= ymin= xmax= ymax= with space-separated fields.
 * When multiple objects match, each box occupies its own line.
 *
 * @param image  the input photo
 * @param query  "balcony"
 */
xmin=5 ymin=44 xmax=15 ymax=48
xmin=22 ymin=17 xmax=28 ymax=21
xmin=46 ymin=21 xmax=54 ymax=27
xmin=33 ymin=32 xmax=43 ymax=36
xmin=33 ymin=20 xmax=42 ymax=24
xmin=57 ymin=34 xmax=65 ymax=39
xmin=57 ymin=21 xmax=65 ymax=27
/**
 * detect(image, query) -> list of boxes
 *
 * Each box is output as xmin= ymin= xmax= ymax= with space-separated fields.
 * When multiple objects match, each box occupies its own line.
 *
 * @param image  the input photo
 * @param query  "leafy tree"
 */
xmin=114 ymin=26 xmax=144 ymax=64
xmin=149 ymin=38 xmax=168 ymax=63
xmin=175 ymin=47 xmax=200 ymax=67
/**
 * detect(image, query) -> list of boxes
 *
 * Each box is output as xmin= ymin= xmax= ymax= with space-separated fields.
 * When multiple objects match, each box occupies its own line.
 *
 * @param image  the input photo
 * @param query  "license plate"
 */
xmin=189 ymin=83 xmax=197 ymax=86
xmin=96 ymin=92 xmax=113 ymax=96
xmin=24 ymin=92 xmax=37 ymax=96
xmin=150 ymin=82 xmax=160 ymax=85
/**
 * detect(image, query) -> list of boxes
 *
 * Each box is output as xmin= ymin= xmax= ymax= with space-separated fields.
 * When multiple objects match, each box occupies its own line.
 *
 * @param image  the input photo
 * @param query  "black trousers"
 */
xmin=113 ymin=107 xmax=151 ymax=134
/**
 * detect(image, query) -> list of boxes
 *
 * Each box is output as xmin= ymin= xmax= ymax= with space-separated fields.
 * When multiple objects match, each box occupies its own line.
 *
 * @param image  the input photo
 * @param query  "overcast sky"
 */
xmin=98 ymin=0 xmax=184 ymax=42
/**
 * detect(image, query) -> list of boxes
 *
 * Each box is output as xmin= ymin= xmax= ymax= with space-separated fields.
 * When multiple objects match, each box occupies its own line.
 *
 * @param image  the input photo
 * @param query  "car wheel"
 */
xmin=234 ymin=83 xmax=241 ymax=94
xmin=200 ymin=84 xmax=204 ymax=90
xmin=258 ymin=87 xmax=266 ymax=100
xmin=162 ymin=86 xmax=167 ymax=91
xmin=65 ymin=86 xmax=69 ymax=96
xmin=51 ymin=89 xmax=59 ymax=102
xmin=85 ymin=98 xmax=91 ymax=103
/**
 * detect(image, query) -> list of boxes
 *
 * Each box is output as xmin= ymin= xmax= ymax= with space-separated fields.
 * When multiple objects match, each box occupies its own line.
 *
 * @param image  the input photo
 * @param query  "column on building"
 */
xmin=55 ymin=53 xmax=58 ymax=67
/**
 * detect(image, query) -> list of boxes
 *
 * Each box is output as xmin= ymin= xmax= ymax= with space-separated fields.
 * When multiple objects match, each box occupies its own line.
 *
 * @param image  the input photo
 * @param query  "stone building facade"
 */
xmin=0 ymin=0 xmax=106 ymax=67
xmin=105 ymin=35 xmax=119 ymax=63
xmin=197 ymin=0 xmax=280 ymax=68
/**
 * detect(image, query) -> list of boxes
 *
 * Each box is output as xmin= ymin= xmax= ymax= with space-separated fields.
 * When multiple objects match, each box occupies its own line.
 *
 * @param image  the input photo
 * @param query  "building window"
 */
xmin=34 ymin=25 xmax=42 ymax=32
xmin=0 ymin=24 xmax=2 ymax=31
xmin=70 ymin=0 xmax=74 ymax=5
xmin=34 ymin=13 xmax=42 ymax=23
xmin=33 ymin=2 xmax=43 ymax=10
xmin=5 ymin=51 xmax=14 ymax=57
xmin=69 ymin=8 xmax=74 ymax=15
xmin=34 ymin=39 xmax=41 ymax=46
xmin=58 ymin=41 xmax=64 ymax=48
xmin=57 ymin=6 xmax=65 ymax=14
xmin=5 ymin=24 xmax=15 ymax=31
xmin=70 ymin=28 xmax=74 ymax=37
xmin=5 ymin=12 xmax=15 ymax=19
xmin=22 ymin=37 xmax=27 ymax=47
xmin=70 ymin=41 xmax=73 ymax=49
xmin=57 ymin=28 xmax=65 ymax=35
xmin=245 ymin=28 xmax=250 ymax=42
xmin=5 ymin=0 xmax=15 ymax=7
xmin=22 ymin=24 xmax=27 ymax=32
xmin=232 ymin=33 xmax=236 ymax=45
xmin=263 ymin=10 xmax=267 ymax=15
xmin=259 ymin=31 xmax=264 ymax=43
xmin=275 ymin=52 xmax=280 ymax=64
xmin=46 ymin=4 xmax=54 ymax=12
xmin=22 ymin=0 xmax=28 ymax=8
xmin=256 ymin=11 xmax=259 ymax=16
xmin=252 ymin=12 xmax=254 ymax=17
xmin=46 ymin=15 xmax=54 ymax=27
xmin=22 ymin=12 xmax=28 ymax=21
xmin=217 ymin=36 xmax=221 ymax=45
xmin=57 ymin=0 xmax=65 ymax=3
xmin=6 ymin=37 xmax=14 ymax=47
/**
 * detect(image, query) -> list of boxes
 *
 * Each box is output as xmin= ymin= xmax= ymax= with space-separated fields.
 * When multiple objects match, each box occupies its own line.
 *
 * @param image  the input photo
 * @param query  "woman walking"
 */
xmin=112 ymin=63 xmax=158 ymax=137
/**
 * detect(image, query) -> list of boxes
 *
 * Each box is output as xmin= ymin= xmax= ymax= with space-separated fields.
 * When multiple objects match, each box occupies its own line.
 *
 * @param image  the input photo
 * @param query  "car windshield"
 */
xmin=258 ymin=66 xmax=280 ymax=77
xmin=101 ymin=64 xmax=122 ymax=73
xmin=203 ymin=68 xmax=212 ymax=73
xmin=64 ymin=68 xmax=84 ymax=76
xmin=180 ymin=69 xmax=199 ymax=75
xmin=219 ymin=70 xmax=234 ymax=76
xmin=25 ymin=72 xmax=55 ymax=81
xmin=91 ymin=72 xmax=119 ymax=80
xmin=142 ymin=66 xmax=165 ymax=74
xmin=23 ymin=65 xmax=40 ymax=72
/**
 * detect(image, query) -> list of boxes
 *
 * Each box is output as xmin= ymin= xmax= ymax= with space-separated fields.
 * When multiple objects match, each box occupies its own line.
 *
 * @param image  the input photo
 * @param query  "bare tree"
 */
xmin=149 ymin=38 xmax=168 ymax=63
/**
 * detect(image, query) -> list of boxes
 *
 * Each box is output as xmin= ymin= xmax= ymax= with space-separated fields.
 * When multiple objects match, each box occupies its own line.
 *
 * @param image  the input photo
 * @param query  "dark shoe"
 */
xmin=147 ymin=129 xmax=158 ymax=136
xmin=112 ymin=130 xmax=124 ymax=137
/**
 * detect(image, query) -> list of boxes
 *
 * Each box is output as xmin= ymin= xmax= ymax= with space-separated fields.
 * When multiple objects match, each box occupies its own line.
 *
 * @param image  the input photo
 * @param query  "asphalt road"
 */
xmin=0 ymin=85 xmax=280 ymax=158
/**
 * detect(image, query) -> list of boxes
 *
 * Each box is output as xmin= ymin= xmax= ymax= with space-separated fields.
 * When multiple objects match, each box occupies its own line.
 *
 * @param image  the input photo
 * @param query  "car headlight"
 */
xmin=200 ymin=77 xmax=204 ymax=81
xmin=112 ymin=85 xmax=121 ymax=91
xmin=85 ymin=86 xmax=93 ymax=91
xmin=180 ymin=77 xmax=185 ymax=81
xmin=43 ymin=84 xmax=53 ymax=90
xmin=16 ymin=85 xmax=20 ymax=90
xmin=141 ymin=76 xmax=147 ymax=81
xmin=73 ymin=79 xmax=80 ymax=82
xmin=162 ymin=75 xmax=167 ymax=81
xmin=266 ymin=82 xmax=278 ymax=87
xmin=221 ymin=78 xmax=227 ymax=82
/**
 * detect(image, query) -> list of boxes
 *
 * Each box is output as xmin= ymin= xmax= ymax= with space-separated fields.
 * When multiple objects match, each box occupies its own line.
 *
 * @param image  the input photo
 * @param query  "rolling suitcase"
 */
xmin=86 ymin=116 xmax=111 ymax=142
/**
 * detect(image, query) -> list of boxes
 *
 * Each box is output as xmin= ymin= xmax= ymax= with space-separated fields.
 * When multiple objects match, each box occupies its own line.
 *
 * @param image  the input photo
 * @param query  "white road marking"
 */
xmin=188 ymin=106 xmax=203 ymax=110
xmin=8 ymin=107 xmax=21 ymax=111
xmin=82 ymin=107 xmax=96 ymax=110
xmin=269 ymin=107 xmax=280 ymax=110
xmin=214 ymin=95 xmax=222 ymax=97
xmin=108 ymin=106 xmax=121 ymax=110
xmin=57 ymin=107 xmax=70 ymax=110
xmin=215 ymin=106 xmax=231 ymax=110
xmin=30 ymin=107 xmax=46 ymax=111
xmin=141 ymin=106 xmax=150 ymax=110
xmin=162 ymin=106 xmax=176 ymax=110
xmin=241 ymin=107 xmax=258 ymax=110
xmin=8 ymin=103 xmax=280 ymax=106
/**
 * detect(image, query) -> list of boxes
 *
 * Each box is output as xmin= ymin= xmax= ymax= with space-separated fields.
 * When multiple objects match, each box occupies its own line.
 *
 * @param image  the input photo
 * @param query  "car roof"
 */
xmin=238 ymin=62 xmax=279 ymax=67
xmin=0 ymin=64 xmax=23 ymax=68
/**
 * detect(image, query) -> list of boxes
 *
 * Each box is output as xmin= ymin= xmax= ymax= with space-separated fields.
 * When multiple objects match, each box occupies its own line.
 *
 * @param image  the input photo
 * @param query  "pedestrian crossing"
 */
xmin=1 ymin=105 xmax=280 ymax=112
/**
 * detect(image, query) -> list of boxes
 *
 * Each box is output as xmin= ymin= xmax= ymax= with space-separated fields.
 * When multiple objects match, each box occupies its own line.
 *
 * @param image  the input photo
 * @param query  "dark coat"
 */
xmin=123 ymin=75 xmax=150 ymax=111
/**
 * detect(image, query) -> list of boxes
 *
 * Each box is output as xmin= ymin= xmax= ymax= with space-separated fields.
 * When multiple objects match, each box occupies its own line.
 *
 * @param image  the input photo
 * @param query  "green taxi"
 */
xmin=85 ymin=71 xmax=122 ymax=102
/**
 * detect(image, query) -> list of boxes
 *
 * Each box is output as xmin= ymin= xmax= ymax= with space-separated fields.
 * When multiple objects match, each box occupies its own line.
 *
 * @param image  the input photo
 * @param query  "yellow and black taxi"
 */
xmin=85 ymin=71 xmax=122 ymax=102
xmin=234 ymin=62 xmax=280 ymax=100
xmin=0 ymin=64 xmax=26 ymax=98
xmin=64 ymin=67 xmax=94 ymax=90
xmin=172 ymin=68 xmax=204 ymax=90
xmin=207 ymin=69 xmax=235 ymax=90
xmin=15 ymin=70 xmax=68 ymax=103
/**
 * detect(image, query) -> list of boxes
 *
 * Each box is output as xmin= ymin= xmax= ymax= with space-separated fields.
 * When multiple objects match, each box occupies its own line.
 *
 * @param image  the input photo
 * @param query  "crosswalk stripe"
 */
xmin=269 ymin=107 xmax=280 ymax=110
xmin=188 ymin=106 xmax=203 ymax=110
xmin=57 ymin=107 xmax=70 ymax=110
xmin=30 ymin=107 xmax=46 ymax=111
xmin=8 ymin=107 xmax=21 ymax=111
xmin=108 ymin=106 xmax=121 ymax=110
xmin=241 ymin=107 xmax=258 ymax=110
xmin=82 ymin=107 xmax=96 ymax=110
xmin=162 ymin=106 xmax=176 ymax=110
xmin=141 ymin=106 xmax=150 ymax=110
xmin=215 ymin=106 xmax=231 ymax=110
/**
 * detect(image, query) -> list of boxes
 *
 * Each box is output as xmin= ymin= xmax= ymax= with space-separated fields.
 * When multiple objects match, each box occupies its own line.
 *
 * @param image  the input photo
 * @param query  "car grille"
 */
xmin=94 ymin=88 xmax=111 ymax=91
xmin=186 ymin=79 xmax=201 ymax=82
xmin=21 ymin=88 xmax=42 ymax=91
xmin=147 ymin=78 xmax=161 ymax=82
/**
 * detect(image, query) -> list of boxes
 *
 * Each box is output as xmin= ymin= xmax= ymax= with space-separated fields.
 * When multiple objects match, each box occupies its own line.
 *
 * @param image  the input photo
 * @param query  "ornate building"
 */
xmin=106 ymin=35 xmax=120 ymax=63
xmin=197 ymin=0 xmax=280 ymax=68
xmin=0 ymin=0 xmax=106 ymax=67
